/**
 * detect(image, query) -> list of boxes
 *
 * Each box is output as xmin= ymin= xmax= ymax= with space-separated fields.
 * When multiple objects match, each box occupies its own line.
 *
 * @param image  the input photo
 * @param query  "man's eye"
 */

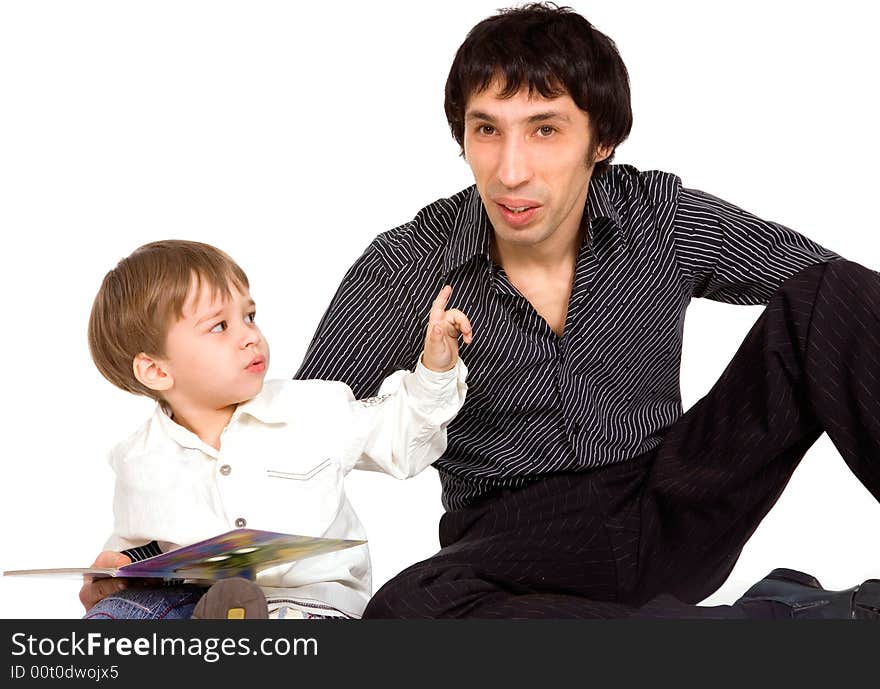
xmin=537 ymin=125 xmax=555 ymax=137
xmin=478 ymin=124 xmax=496 ymax=136
xmin=210 ymin=321 xmax=227 ymax=333
xmin=245 ymin=312 xmax=256 ymax=324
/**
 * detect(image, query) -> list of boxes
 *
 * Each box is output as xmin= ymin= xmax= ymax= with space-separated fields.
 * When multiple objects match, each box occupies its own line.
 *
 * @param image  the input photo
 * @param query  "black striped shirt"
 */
xmin=295 ymin=164 xmax=839 ymax=511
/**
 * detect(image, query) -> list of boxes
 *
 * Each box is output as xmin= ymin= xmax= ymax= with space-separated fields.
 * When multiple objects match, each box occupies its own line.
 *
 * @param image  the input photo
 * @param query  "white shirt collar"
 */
xmin=152 ymin=384 xmax=290 ymax=457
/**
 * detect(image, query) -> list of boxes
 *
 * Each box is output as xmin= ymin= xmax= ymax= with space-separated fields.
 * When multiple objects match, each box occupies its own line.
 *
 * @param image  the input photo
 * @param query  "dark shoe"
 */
xmin=191 ymin=578 xmax=268 ymax=620
xmin=736 ymin=568 xmax=880 ymax=619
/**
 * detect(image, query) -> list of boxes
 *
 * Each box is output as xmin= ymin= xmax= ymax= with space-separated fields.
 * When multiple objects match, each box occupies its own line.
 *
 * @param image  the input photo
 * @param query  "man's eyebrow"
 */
xmin=464 ymin=110 xmax=571 ymax=124
xmin=525 ymin=111 xmax=570 ymax=124
xmin=465 ymin=110 xmax=496 ymax=122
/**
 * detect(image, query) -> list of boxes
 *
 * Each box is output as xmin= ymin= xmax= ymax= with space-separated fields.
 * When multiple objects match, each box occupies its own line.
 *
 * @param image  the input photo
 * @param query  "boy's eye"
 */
xmin=245 ymin=312 xmax=256 ymax=324
xmin=210 ymin=320 xmax=227 ymax=333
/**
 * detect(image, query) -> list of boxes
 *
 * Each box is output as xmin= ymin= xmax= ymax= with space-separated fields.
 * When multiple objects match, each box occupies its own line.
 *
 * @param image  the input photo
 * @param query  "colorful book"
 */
xmin=3 ymin=528 xmax=365 ymax=582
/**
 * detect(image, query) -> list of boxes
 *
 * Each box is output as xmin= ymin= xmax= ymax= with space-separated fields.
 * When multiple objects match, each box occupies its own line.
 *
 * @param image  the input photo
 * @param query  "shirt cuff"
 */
xmin=414 ymin=353 xmax=468 ymax=390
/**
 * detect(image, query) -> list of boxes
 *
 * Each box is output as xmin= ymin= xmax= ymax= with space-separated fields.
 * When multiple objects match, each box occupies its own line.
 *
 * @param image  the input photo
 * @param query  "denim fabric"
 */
xmin=84 ymin=584 xmax=207 ymax=620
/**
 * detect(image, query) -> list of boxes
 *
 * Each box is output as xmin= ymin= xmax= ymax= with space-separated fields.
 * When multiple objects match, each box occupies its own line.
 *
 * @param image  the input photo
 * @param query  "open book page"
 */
xmin=3 ymin=528 xmax=365 ymax=581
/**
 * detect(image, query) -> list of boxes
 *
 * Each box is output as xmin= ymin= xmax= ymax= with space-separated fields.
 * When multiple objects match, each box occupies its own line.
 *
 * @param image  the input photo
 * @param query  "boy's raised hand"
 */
xmin=422 ymin=285 xmax=472 ymax=372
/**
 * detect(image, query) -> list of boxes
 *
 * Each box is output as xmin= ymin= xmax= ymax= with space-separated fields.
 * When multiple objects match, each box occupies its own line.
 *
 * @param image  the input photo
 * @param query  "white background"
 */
xmin=1 ymin=1 xmax=878 ymax=618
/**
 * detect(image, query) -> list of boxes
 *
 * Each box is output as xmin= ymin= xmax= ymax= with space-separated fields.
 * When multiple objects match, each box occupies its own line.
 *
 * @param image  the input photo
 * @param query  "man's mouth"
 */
xmin=495 ymin=197 xmax=540 ymax=211
xmin=495 ymin=198 xmax=541 ymax=226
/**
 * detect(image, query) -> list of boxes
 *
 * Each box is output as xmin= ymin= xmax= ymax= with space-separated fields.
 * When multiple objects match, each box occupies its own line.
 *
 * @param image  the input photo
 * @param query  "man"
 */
xmin=295 ymin=3 xmax=880 ymax=618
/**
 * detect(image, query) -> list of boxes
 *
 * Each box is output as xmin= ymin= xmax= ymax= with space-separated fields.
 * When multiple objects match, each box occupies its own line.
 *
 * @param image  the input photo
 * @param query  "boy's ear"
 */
xmin=133 ymin=353 xmax=173 ymax=392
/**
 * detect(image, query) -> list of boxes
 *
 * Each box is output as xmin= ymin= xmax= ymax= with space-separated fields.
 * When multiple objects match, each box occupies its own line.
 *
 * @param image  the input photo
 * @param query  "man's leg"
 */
xmin=365 ymin=464 xmax=640 ymax=619
xmin=365 ymin=458 xmax=774 ymax=619
xmin=633 ymin=259 xmax=880 ymax=605
xmin=366 ymin=259 xmax=880 ymax=618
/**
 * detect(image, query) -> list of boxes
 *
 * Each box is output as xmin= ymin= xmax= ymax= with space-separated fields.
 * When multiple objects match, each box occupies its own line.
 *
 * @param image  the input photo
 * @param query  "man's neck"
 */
xmin=167 ymin=401 xmax=237 ymax=450
xmin=491 ymin=217 xmax=585 ymax=274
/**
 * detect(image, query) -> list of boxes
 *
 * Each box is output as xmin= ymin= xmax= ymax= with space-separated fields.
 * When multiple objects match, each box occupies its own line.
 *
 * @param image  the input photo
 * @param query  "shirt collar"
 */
xmin=152 ymin=385 xmax=288 ymax=453
xmin=443 ymin=178 xmax=625 ymax=274
xmin=234 ymin=385 xmax=289 ymax=425
xmin=153 ymin=403 xmax=218 ymax=456
xmin=443 ymin=186 xmax=491 ymax=274
xmin=585 ymin=174 xmax=624 ymax=238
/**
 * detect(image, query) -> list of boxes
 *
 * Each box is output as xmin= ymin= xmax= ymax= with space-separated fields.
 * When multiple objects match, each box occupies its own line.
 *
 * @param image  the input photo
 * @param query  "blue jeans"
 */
xmin=83 ymin=584 xmax=207 ymax=620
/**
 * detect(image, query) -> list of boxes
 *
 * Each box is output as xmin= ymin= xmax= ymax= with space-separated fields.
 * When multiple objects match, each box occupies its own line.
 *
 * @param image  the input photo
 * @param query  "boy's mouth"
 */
xmin=246 ymin=355 xmax=266 ymax=373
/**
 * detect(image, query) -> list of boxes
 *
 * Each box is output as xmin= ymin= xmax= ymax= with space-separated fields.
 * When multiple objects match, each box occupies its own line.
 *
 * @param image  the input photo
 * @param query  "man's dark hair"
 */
xmin=444 ymin=2 xmax=632 ymax=177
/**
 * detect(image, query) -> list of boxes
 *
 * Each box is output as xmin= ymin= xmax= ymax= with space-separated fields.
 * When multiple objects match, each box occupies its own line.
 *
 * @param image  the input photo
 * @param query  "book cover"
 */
xmin=3 ymin=528 xmax=366 ymax=582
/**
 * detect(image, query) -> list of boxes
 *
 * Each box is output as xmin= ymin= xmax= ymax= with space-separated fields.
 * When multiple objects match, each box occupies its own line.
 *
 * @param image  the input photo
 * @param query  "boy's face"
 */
xmin=160 ymin=279 xmax=269 ymax=412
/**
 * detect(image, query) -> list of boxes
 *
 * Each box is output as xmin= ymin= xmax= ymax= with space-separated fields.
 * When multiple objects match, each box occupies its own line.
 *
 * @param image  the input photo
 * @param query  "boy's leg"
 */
xmin=83 ymin=584 xmax=206 ymax=620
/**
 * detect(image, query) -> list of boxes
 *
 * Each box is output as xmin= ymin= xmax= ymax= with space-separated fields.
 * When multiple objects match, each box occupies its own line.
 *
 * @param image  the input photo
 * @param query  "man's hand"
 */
xmin=79 ymin=551 xmax=131 ymax=613
xmin=422 ymin=285 xmax=473 ymax=372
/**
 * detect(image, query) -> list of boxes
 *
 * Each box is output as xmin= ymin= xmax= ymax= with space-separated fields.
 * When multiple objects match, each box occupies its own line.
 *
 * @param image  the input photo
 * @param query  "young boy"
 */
xmin=81 ymin=240 xmax=470 ymax=619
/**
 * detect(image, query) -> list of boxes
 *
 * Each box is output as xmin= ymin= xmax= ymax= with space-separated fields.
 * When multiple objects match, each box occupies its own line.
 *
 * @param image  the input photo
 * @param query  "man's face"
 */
xmin=463 ymin=81 xmax=609 ymax=250
xmin=160 ymin=278 xmax=270 ymax=412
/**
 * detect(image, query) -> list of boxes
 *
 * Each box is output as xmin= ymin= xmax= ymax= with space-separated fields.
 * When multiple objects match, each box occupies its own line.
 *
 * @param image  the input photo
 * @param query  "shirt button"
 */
xmin=235 ymin=517 xmax=247 ymax=528
xmin=219 ymin=464 xmax=231 ymax=476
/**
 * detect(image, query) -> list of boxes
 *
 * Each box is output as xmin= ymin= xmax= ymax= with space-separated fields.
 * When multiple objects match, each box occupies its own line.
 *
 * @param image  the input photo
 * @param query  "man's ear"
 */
xmin=133 ymin=353 xmax=173 ymax=392
xmin=593 ymin=143 xmax=613 ymax=164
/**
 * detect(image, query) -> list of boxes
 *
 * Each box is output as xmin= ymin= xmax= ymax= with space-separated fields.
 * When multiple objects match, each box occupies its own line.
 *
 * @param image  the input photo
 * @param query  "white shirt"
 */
xmin=105 ymin=357 xmax=467 ymax=618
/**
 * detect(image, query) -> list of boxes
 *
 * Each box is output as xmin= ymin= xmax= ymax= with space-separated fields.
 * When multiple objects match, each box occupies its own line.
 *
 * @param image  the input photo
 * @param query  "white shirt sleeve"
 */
xmin=339 ymin=354 xmax=468 ymax=478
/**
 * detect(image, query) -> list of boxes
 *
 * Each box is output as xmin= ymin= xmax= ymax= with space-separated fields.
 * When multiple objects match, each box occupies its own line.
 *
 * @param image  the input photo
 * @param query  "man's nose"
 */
xmin=497 ymin=137 xmax=532 ymax=189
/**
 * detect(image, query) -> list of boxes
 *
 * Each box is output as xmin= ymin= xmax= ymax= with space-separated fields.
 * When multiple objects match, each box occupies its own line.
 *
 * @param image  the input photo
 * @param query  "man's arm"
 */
xmin=673 ymin=187 xmax=841 ymax=303
xmin=295 ymin=243 xmax=421 ymax=398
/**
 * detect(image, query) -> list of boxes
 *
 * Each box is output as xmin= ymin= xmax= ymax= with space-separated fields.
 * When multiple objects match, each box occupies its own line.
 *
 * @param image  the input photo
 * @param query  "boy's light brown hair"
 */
xmin=88 ymin=240 xmax=250 ymax=401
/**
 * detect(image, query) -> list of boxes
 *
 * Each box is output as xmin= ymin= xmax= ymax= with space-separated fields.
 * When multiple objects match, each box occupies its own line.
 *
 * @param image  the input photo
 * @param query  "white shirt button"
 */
xmin=235 ymin=517 xmax=247 ymax=528
xmin=219 ymin=464 xmax=231 ymax=476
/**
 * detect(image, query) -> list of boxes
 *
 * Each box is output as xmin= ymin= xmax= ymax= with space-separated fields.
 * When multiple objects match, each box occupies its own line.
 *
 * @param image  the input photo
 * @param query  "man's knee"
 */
xmin=363 ymin=567 xmax=434 ymax=619
xmin=364 ymin=561 xmax=491 ymax=619
xmin=819 ymin=258 xmax=880 ymax=296
xmin=776 ymin=259 xmax=878 ymax=313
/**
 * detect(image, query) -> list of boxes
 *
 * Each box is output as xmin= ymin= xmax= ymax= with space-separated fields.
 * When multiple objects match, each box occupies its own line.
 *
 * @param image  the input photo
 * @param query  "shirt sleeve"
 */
xmin=102 ymin=447 xmax=140 ymax=554
xmin=673 ymin=186 xmax=842 ymax=304
xmin=102 ymin=445 xmax=181 ymax=556
xmin=338 ymin=355 xmax=468 ymax=478
xmin=295 ymin=242 xmax=421 ymax=399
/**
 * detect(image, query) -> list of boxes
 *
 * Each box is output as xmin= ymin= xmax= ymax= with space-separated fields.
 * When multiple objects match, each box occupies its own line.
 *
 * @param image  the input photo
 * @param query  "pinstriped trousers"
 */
xmin=363 ymin=259 xmax=880 ymax=619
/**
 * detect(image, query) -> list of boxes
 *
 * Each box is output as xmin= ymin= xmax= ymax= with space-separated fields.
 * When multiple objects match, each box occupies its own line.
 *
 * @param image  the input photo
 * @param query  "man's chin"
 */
xmin=491 ymin=223 xmax=548 ymax=248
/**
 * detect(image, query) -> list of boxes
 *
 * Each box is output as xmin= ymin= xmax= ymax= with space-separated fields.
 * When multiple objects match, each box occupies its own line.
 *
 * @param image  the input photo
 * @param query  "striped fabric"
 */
xmin=120 ymin=540 xmax=162 ymax=563
xmin=364 ymin=259 xmax=880 ymax=618
xmin=296 ymin=164 xmax=839 ymax=511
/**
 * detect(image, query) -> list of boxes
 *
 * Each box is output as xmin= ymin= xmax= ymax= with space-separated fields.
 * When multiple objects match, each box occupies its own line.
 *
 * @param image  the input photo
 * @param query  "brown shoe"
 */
xmin=192 ymin=578 xmax=268 ymax=620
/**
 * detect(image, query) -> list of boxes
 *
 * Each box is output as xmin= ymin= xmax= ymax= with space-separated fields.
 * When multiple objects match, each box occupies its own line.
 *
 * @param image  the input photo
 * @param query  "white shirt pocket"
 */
xmin=266 ymin=459 xmax=333 ymax=482
xmin=260 ymin=457 xmax=344 ymax=537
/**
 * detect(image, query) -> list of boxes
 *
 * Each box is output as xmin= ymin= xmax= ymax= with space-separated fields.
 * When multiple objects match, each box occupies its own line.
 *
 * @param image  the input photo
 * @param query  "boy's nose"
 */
xmin=241 ymin=330 xmax=261 ymax=349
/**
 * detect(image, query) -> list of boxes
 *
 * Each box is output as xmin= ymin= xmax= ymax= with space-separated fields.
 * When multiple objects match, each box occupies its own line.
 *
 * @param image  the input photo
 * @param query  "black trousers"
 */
xmin=363 ymin=259 xmax=880 ymax=619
